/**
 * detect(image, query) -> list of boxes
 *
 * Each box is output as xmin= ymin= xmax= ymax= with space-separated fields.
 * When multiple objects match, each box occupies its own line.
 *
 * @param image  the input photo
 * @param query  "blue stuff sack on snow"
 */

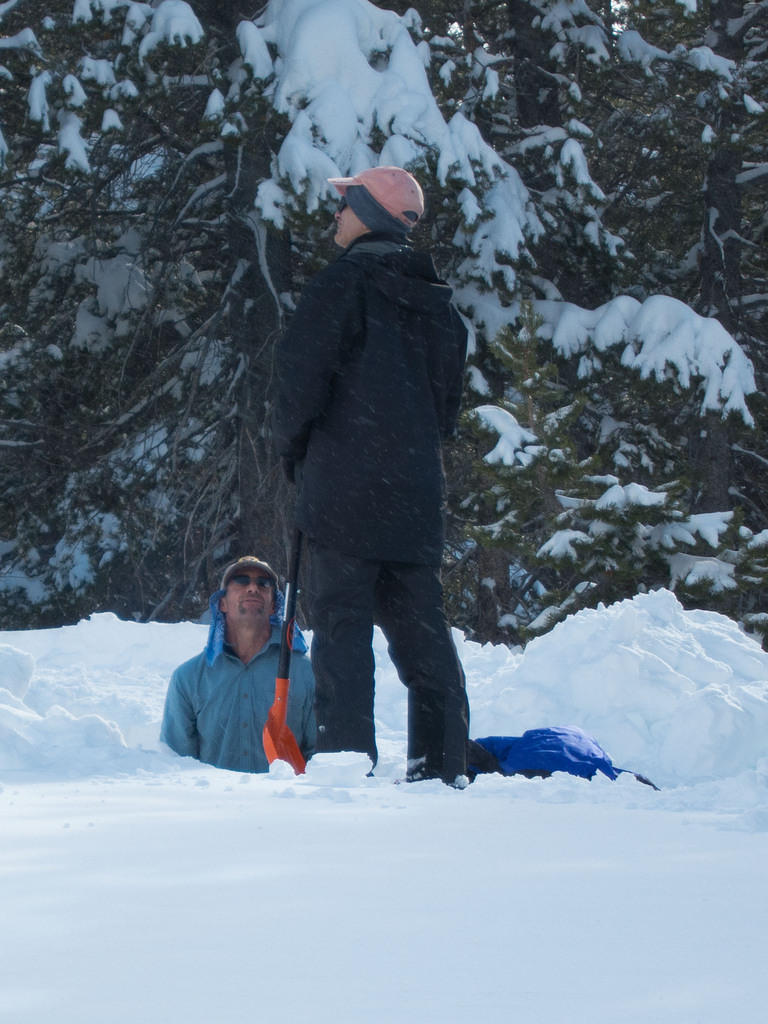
xmin=470 ymin=726 xmax=659 ymax=789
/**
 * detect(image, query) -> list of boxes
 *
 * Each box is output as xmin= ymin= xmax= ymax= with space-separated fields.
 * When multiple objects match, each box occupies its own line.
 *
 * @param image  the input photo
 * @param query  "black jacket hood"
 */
xmin=342 ymin=234 xmax=455 ymax=314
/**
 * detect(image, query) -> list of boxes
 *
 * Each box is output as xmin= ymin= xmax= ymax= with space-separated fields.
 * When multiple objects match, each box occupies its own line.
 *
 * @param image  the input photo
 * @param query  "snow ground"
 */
xmin=2 ymin=589 xmax=768 ymax=1023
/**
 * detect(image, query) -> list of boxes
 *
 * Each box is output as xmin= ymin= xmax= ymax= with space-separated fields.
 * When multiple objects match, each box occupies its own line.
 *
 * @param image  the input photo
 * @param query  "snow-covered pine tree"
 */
xmin=473 ymin=294 xmax=764 ymax=638
xmin=1 ymin=0 xmax=764 ymax=643
xmin=1 ymin=0 xmax=545 ymax=625
xmin=589 ymin=0 xmax=768 ymax=523
xmin=420 ymin=0 xmax=636 ymax=632
xmin=443 ymin=0 xmax=767 ymax=640
xmin=0 ymin=1 xmax=294 ymax=623
xmin=447 ymin=303 xmax=586 ymax=642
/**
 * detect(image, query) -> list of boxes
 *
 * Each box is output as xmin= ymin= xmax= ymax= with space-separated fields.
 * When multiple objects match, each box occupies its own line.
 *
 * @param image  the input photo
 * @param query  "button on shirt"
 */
xmin=160 ymin=625 xmax=316 ymax=773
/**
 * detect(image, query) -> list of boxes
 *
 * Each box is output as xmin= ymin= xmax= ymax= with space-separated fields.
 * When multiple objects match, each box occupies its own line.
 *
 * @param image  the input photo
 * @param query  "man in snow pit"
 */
xmin=160 ymin=556 xmax=316 ymax=773
xmin=272 ymin=166 xmax=469 ymax=786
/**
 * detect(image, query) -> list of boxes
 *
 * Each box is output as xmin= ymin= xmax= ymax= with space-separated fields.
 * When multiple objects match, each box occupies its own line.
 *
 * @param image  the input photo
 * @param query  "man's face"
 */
xmin=334 ymin=197 xmax=369 ymax=248
xmin=220 ymin=573 xmax=276 ymax=627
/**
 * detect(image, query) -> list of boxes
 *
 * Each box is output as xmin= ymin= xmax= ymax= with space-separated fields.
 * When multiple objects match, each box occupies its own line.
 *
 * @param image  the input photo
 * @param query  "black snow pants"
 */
xmin=306 ymin=542 xmax=469 ymax=783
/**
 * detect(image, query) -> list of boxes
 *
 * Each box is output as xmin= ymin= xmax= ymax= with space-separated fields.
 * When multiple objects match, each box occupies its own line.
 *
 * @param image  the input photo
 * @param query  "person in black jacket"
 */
xmin=272 ymin=166 xmax=469 ymax=785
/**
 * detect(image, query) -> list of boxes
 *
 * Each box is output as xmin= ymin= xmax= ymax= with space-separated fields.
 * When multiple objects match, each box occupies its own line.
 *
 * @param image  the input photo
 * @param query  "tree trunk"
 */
xmin=699 ymin=146 xmax=742 ymax=334
xmin=475 ymin=545 xmax=517 ymax=644
xmin=689 ymin=413 xmax=731 ymax=512
xmin=222 ymin=137 xmax=294 ymax=576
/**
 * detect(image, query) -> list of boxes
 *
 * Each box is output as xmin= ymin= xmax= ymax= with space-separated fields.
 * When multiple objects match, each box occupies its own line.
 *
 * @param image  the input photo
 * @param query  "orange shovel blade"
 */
xmin=263 ymin=676 xmax=306 ymax=775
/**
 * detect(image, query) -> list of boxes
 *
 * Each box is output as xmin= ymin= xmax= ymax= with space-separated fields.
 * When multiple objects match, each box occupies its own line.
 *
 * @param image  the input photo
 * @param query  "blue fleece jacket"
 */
xmin=160 ymin=624 xmax=316 ymax=773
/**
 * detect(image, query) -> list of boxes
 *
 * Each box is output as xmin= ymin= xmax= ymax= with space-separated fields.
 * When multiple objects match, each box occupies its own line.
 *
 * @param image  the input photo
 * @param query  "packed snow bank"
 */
xmin=0 ymin=616 xmax=204 ymax=776
xmin=467 ymin=589 xmax=768 ymax=788
xmin=1 ymin=589 xmax=766 ymax=796
xmin=3 ymin=591 xmax=768 ymax=1024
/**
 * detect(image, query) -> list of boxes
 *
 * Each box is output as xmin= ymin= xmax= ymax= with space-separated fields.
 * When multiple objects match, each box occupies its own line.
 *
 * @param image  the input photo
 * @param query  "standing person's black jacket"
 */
xmin=272 ymin=234 xmax=467 ymax=566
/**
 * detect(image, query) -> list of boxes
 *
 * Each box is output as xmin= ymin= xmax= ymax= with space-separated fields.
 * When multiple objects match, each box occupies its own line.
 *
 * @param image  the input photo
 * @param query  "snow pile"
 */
xmin=467 ymin=590 xmax=768 ymax=788
xmin=0 ymin=616 xmax=204 ymax=775
xmin=4 ymin=592 xmax=768 ymax=1023
xmin=0 ymin=643 xmax=34 ymax=700
xmin=2 ymin=590 xmax=767 ymax=802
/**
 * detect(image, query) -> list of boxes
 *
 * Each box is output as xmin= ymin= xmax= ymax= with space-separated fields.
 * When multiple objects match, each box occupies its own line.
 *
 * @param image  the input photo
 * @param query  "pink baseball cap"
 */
xmin=328 ymin=166 xmax=424 ymax=228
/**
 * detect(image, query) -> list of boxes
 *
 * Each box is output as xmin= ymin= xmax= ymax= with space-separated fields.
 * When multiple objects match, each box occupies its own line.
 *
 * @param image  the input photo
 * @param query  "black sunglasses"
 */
xmin=337 ymin=197 xmax=348 ymax=213
xmin=228 ymin=574 xmax=275 ymax=589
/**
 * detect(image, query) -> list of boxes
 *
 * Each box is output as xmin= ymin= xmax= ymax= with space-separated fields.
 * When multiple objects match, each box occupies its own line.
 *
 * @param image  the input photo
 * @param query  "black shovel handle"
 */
xmin=277 ymin=528 xmax=302 ymax=681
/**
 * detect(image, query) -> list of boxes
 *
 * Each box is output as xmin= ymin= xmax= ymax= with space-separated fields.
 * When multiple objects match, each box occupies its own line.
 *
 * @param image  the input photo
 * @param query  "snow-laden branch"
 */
xmin=617 ymin=28 xmax=737 ymax=80
xmin=138 ymin=1 xmax=203 ymax=62
xmin=173 ymin=173 xmax=227 ymax=225
xmin=0 ymin=26 xmax=40 ymax=54
xmin=536 ymin=295 xmax=756 ymax=425
xmin=736 ymin=163 xmax=768 ymax=187
xmin=250 ymin=0 xmax=541 ymax=305
xmin=473 ymin=406 xmax=543 ymax=467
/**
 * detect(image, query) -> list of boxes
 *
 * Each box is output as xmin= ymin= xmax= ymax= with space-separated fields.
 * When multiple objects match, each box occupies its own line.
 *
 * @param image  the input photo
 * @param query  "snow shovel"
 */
xmin=263 ymin=528 xmax=306 ymax=774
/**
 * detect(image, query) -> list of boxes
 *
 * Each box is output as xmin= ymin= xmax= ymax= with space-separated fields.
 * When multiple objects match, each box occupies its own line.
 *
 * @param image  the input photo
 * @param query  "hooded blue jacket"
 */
xmin=160 ymin=625 xmax=316 ymax=773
